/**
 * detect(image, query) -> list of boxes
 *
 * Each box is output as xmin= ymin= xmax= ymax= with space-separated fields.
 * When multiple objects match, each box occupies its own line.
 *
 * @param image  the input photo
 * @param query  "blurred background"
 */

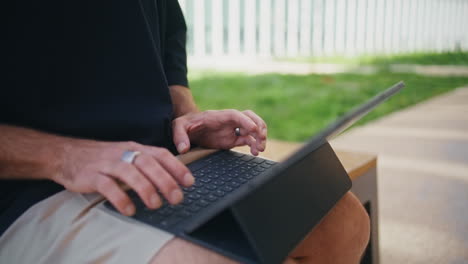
xmin=178 ymin=0 xmax=468 ymax=263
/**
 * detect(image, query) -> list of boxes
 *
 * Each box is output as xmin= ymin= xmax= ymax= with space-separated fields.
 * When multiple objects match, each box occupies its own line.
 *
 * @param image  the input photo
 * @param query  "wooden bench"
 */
xmin=178 ymin=140 xmax=379 ymax=264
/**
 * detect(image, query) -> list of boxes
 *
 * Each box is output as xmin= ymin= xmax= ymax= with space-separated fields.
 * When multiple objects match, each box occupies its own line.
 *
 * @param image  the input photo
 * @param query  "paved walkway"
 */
xmin=329 ymin=87 xmax=468 ymax=263
xmin=189 ymin=56 xmax=468 ymax=77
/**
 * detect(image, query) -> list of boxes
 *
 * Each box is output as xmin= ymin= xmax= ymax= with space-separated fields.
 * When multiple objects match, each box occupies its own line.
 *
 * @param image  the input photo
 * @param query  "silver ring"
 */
xmin=235 ymin=127 xmax=241 ymax=136
xmin=121 ymin=150 xmax=141 ymax=164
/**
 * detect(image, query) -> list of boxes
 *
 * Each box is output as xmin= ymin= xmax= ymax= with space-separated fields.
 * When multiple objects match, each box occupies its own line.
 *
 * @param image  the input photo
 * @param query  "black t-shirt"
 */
xmin=1 ymin=0 xmax=188 ymax=235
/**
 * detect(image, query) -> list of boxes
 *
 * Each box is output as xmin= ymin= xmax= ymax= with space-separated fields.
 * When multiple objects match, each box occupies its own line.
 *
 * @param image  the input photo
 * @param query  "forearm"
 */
xmin=169 ymin=85 xmax=199 ymax=118
xmin=0 ymin=125 xmax=70 ymax=180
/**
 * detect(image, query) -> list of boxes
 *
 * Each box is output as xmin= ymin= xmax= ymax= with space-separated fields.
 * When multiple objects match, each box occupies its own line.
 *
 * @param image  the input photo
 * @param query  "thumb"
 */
xmin=172 ymin=118 xmax=191 ymax=154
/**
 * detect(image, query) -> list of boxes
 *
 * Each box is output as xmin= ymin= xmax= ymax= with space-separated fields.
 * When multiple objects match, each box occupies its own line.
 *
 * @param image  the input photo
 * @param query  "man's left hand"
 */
xmin=172 ymin=109 xmax=267 ymax=155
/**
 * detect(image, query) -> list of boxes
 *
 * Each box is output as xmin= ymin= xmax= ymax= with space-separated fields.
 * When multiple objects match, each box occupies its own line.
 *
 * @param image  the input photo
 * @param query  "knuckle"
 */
xmin=114 ymin=162 xmax=132 ymax=176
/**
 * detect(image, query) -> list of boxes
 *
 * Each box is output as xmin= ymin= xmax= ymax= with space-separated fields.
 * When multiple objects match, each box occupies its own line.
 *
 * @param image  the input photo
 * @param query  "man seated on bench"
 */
xmin=0 ymin=1 xmax=370 ymax=263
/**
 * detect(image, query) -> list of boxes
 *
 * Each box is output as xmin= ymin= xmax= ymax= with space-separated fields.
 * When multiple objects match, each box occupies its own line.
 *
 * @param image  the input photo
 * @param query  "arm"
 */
xmin=0 ymin=125 xmax=193 ymax=216
xmin=0 ymin=125 xmax=67 ymax=180
xmin=169 ymin=85 xmax=198 ymax=118
xmin=163 ymin=1 xmax=267 ymax=156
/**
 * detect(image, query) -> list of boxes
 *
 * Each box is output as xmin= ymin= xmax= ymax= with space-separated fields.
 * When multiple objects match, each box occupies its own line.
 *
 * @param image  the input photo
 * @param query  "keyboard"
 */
xmin=106 ymin=151 xmax=277 ymax=229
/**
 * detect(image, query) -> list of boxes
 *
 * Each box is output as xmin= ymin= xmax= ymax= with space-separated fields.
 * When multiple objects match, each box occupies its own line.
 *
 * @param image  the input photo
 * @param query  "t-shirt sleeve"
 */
xmin=164 ymin=0 xmax=189 ymax=88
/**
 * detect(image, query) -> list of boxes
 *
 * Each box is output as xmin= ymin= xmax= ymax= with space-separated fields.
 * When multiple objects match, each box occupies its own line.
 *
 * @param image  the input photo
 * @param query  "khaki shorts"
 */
xmin=0 ymin=190 xmax=174 ymax=264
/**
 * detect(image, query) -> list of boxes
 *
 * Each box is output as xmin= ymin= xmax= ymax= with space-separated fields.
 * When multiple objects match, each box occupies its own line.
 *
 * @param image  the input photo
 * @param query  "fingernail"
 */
xmin=262 ymin=128 xmax=268 ymax=137
xmin=177 ymin=142 xmax=187 ymax=153
xmin=151 ymin=194 xmax=161 ymax=208
xmin=170 ymin=189 xmax=183 ymax=204
xmin=184 ymin=173 xmax=195 ymax=186
xmin=125 ymin=204 xmax=135 ymax=216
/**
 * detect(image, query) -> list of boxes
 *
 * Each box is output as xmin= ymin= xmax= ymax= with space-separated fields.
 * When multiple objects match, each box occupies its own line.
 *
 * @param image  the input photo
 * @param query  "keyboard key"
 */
xmin=265 ymin=160 xmax=276 ymax=165
xmin=193 ymin=181 xmax=203 ymax=188
xmin=200 ymin=178 xmax=212 ymax=183
xmin=206 ymin=194 xmax=218 ymax=202
xmin=220 ymin=176 xmax=232 ymax=182
xmin=196 ymin=199 xmax=210 ymax=207
xmin=196 ymin=188 xmax=210 ymax=195
xmin=238 ymin=177 xmax=248 ymax=183
xmin=205 ymin=184 xmax=217 ymax=190
xmin=241 ymin=155 xmax=255 ymax=161
xmin=182 ymin=186 xmax=195 ymax=192
xmin=207 ymin=173 xmax=220 ymax=179
xmin=182 ymin=198 xmax=193 ymax=205
xmin=213 ymin=180 xmax=225 ymax=186
xmin=187 ymin=204 xmax=201 ymax=213
xmin=188 ymin=161 xmax=208 ymax=172
xmin=222 ymin=186 xmax=234 ymax=192
xmin=260 ymin=163 xmax=272 ymax=168
xmin=187 ymin=193 xmax=201 ymax=200
xmin=213 ymin=190 xmax=226 ymax=197
xmin=228 ymin=181 xmax=240 ymax=188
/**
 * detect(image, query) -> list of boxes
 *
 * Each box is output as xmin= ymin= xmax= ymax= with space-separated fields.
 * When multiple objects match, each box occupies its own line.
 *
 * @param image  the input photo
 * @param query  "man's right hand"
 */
xmin=55 ymin=139 xmax=194 ymax=216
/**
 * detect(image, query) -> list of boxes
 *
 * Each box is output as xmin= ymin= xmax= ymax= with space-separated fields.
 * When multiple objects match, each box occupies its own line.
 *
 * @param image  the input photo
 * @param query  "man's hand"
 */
xmin=172 ymin=109 xmax=268 ymax=155
xmin=56 ymin=139 xmax=194 ymax=216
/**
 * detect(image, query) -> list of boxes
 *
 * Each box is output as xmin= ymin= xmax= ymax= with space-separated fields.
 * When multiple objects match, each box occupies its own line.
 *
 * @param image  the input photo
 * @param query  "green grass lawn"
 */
xmin=282 ymin=51 xmax=468 ymax=66
xmin=189 ymin=70 xmax=468 ymax=142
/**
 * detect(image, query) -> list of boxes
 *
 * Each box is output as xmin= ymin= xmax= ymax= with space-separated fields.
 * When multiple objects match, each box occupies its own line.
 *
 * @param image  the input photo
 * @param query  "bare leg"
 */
xmin=289 ymin=192 xmax=370 ymax=264
xmin=151 ymin=192 xmax=370 ymax=264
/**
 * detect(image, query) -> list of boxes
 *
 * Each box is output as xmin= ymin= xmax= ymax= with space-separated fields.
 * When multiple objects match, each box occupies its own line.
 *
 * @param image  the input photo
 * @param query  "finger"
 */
xmin=95 ymin=174 xmax=135 ymax=216
xmin=104 ymin=161 xmax=160 ymax=210
xmin=142 ymin=147 xmax=194 ymax=187
xmin=242 ymin=110 xmax=267 ymax=151
xmin=172 ymin=118 xmax=191 ymax=154
xmin=221 ymin=110 xmax=259 ymax=136
xmin=235 ymin=135 xmax=260 ymax=156
xmin=133 ymin=152 xmax=184 ymax=205
xmin=242 ymin=110 xmax=267 ymax=140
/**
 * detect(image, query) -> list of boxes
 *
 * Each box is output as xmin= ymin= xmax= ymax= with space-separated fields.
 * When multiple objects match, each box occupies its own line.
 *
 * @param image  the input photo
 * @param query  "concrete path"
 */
xmin=330 ymin=87 xmax=468 ymax=263
xmin=189 ymin=56 xmax=468 ymax=77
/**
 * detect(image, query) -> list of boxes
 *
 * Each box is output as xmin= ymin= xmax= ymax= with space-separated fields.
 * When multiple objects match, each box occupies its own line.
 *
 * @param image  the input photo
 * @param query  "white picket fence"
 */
xmin=178 ymin=0 xmax=468 ymax=58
